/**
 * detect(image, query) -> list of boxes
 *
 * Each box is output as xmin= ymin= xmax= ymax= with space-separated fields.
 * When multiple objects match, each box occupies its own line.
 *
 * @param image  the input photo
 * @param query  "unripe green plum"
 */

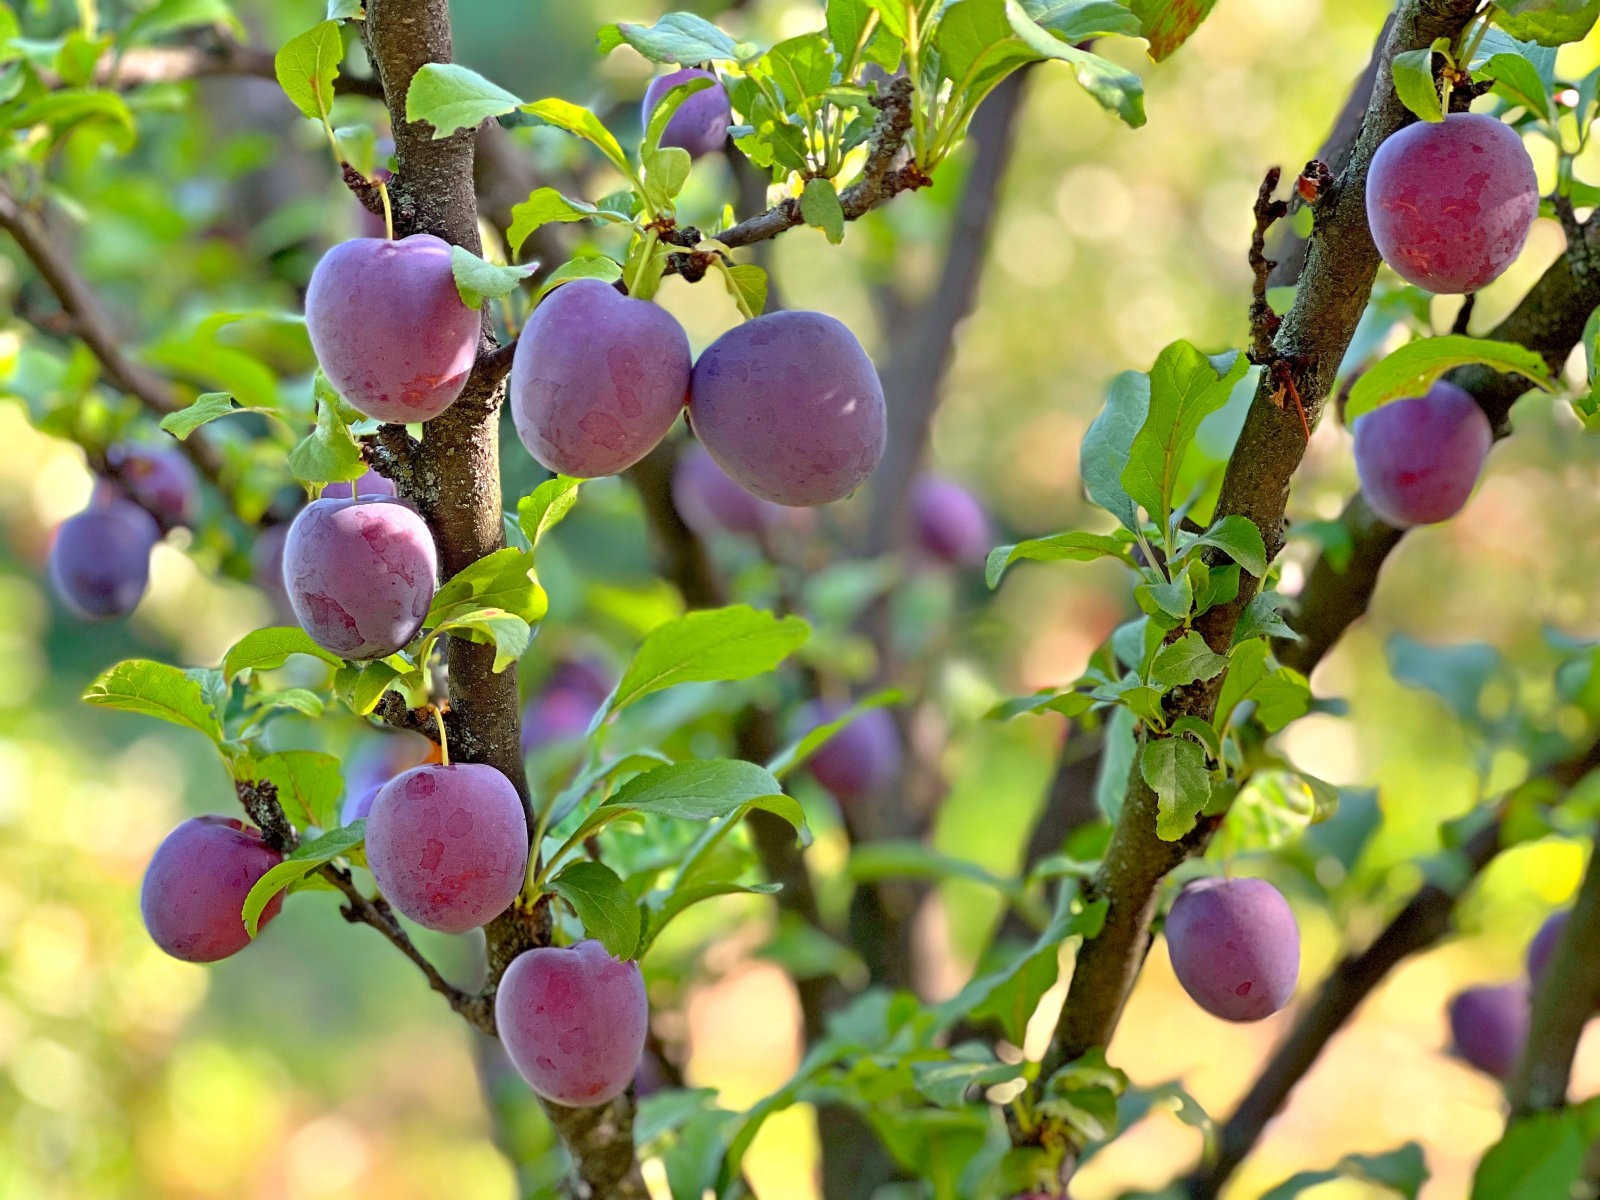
xmin=509 ymin=279 xmax=691 ymax=478
xmin=305 ymin=234 xmax=481 ymax=422
xmin=688 ymin=311 xmax=886 ymax=506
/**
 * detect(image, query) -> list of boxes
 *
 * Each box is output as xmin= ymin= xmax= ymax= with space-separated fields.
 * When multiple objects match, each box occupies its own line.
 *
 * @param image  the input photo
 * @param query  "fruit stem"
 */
xmin=434 ymin=705 xmax=451 ymax=766
xmin=377 ymin=178 xmax=394 ymax=242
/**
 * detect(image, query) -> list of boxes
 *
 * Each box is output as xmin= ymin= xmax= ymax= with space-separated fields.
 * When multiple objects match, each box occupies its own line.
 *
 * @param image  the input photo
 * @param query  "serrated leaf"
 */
xmin=448 ymin=245 xmax=536 ymax=309
xmin=1492 ymin=0 xmax=1600 ymax=47
xmin=1474 ymin=51 xmax=1552 ymax=122
xmin=1121 ymin=342 xmax=1247 ymax=529
xmin=241 ymin=750 xmax=343 ymax=829
xmin=507 ymin=187 xmax=628 ymax=255
xmin=158 ymin=392 xmax=237 ymax=439
xmin=550 ymin=860 xmax=641 ymax=958
xmin=288 ymin=375 xmax=365 ymax=486
xmin=274 ymin=20 xmax=343 ymax=123
xmin=986 ymin=530 xmax=1130 ymax=587
xmin=223 ymin=626 xmax=342 ymax=681
xmin=606 ymin=606 xmax=809 ymax=716
xmin=1234 ymin=589 xmax=1299 ymax=646
xmin=800 ymin=177 xmax=845 ymax=244
xmin=1215 ymin=638 xmax=1311 ymax=733
xmin=240 ymin=821 xmax=366 ymax=937
xmin=1150 ymin=631 xmax=1229 ymax=689
xmin=1345 ymin=336 xmax=1551 ymax=422
xmin=405 ymin=62 xmax=521 ymax=137
xmin=432 ymin=607 xmax=531 ymax=672
xmin=1192 ymin=514 xmax=1267 ymax=577
xmin=1143 ymin=735 xmax=1211 ymax=840
xmin=83 ymin=659 xmax=223 ymax=744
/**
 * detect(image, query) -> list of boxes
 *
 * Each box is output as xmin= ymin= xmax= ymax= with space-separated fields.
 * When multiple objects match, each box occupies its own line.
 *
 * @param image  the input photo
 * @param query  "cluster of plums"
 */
xmin=1447 ymin=909 xmax=1573 ymax=1080
xmin=1346 ymin=111 xmax=1538 ymax=530
xmin=47 ymin=444 xmax=197 ymax=619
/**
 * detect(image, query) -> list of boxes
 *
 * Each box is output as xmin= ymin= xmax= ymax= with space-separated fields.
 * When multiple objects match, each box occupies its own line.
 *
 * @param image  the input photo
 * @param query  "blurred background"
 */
xmin=3 ymin=0 xmax=1600 ymax=1197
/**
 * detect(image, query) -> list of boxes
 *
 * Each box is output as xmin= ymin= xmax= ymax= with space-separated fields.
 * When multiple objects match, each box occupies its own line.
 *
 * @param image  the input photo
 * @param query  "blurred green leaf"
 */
xmin=767 ymin=688 xmax=902 ymax=777
xmin=1127 ymin=0 xmax=1219 ymax=60
xmin=986 ymin=530 xmax=1130 ymax=588
xmin=911 ymin=1047 xmax=1024 ymax=1108
xmin=1264 ymin=1140 xmax=1429 ymax=1199
xmin=1492 ymin=0 xmax=1600 ymax=47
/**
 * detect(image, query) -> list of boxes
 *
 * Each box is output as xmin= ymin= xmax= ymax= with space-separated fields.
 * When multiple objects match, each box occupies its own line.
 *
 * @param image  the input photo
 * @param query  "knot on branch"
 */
xmin=342 ymin=163 xmax=389 ymax=214
xmin=667 ymin=249 xmax=720 ymax=283
xmin=234 ymin=778 xmax=297 ymax=853
xmin=1247 ymin=167 xmax=1313 ymax=443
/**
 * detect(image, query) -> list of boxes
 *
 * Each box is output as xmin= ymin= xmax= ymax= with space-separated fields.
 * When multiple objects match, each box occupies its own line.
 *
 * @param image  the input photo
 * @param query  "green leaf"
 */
xmin=1344 ymin=336 xmax=1551 ymax=422
xmin=1234 ymin=590 xmax=1298 ymax=646
xmin=603 ymin=759 xmax=800 ymax=828
xmin=1142 ymin=736 xmax=1212 ymax=840
xmin=800 ymin=177 xmax=845 ymax=244
xmin=252 ymin=688 xmax=325 ymax=719
xmin=644 ymin=881 xmax=782 ymax=951
xmin=1474 ymin=52 xmax=1552 ymax=122
xmin=516 ymin=476 xmax=582 ymax=549
xmin=158 ymin=392 xmax=237 ymax=439
xmin=11 ymin=88 xmax=136 ymax=150
xmin=713 ymin=260 xmax=768 ymax=319
xmin=550 ymin=860 xmax=641 ymax=958
xmin=912 ymin=1050 xmax=1025 ymax=1108
xmin=223 ymin=626 xmax=342 ymax=681
xmin=240 ymin=821 xmax=367 ymax=937
xmin=507 ymin=187 xmax=629 ymax=255
xmin=241 ymin=750 xmax=343 ymax=830
xmin=1386 ymin=634 xmax=1500 ymax=723
xmin=623 ymin=231 xmax=668 ymax=301
xmin=1191 ymin=514 xmax=1267 ymax=577
xmin=1021 ymin=0 xmax=1144 ymax=41
xmin=607 ymin=606 xmax=809 ymax=715
xmin=1081 ymin=370 xmax=1148 ymax=531
xmin=1150 ymin=631 xmax=1229 ymax=689
xmin=536 ymin=256 xmax=624 ymax=299
xmin=1472 ymin=1099 xmax=1600 ymax=1199
xmin=82 ymin=659 xmax=223 ymax=744
xmin=273 ymin=20 xmax=343 ymax=123
xmin=448 ymin=245 xmax=536 ymax=309
xmin=1121 ymin=343 xmax=1247 ymax=530
xmin=846 ymin=842 xmax=1023 ymax=901
xmin=766 ymin=688 xmax=902 ymax=778
xmin=55 ymin=31 xmax=109 ymax=87
xmin=1264 ymin=1142 xmax=1429 ymax=1199
xmin=1134 ymin=571 xmax=1193 ymax=625
xmin=521 ymin=97 xmax=631 ymax=176
xmin=596 ymin=13 xmax=744 ymax=63
xmin=1212 ymin=769 xmax=1340 ymax=861
xmin=119 ymin=0 xmax=244 ymax=47
xmin=1391 ymin=39 xmax=1448 ymax=123
xmin=288 ymin=374 xmax=365 ymax=486
xmin=1214 ymin=638 xmax=1311 ymax=733
xmin=1127 ymin=0 xmax=1220 ymax=60
xmin=432 ymin=607 xmax=531 ymax=673
xmin=405 ymin=62 xmax=521 ymax=137
xmin=1005 ymin=1 xmax=1146 ymax=127
xmin=986 ymin=531 xmax=1129 ymax=588
xmin=1492 ymin=0 xmax=1600 ymax=47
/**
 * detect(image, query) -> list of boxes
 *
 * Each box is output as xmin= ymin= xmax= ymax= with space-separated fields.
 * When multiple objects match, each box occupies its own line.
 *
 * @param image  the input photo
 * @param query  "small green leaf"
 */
xmin=1190 ymin=514 xmax=1267 ymax=577
xmin=507 ymin=187 xmax=629 ymax=255
xmin=1142 ymin=735 xmax=1212 ymax=840
xmin=1344 ymin=336 xmax=1551 ymax=423
xmin=912 ymin=1050 xmax=1025 ymax=1108
xmin=405 ymin=62 xmax=521 ymax=137
xmin=273 ymin=20 xmax=343 ymax=123
xmin=1492 ymin=0 xmax=1600 ymax=48
xmin=1122 ymin=343 xmax=1247 ymax=531
xmin=550 ymin=860 xmax=641 ymax=959
xmin=241 ymin=750 xmax=343 ymax=829
xmin=800 ymin=177 xmax=845 ymax=244
xmin=1081 ymin=370 xmax=1148 ymax=531
xmin=986 ymin=530 xmax=1130 ymax=588
xmin=517 ymin=476 xmax=582 ymax=548
xmin=1234 ymin=590 xmax=1298 ymax=646
xmin=159 ymin=392 xmax=238 ymax=439
xmin=240 ymin=821 xmax=366 ymax=937
xmin=641 ymin=145 xmax=692 ymax=211
xmin=623 ymin=231 xmax=668 ymax=301
xmin=536 ymin=256 xmax=624 ymax=299
xmin=1134 ymin=571 xmax=1194 ymax=625
xmin=713 ymin=261 xmax=767 ymax=319
xmin=288 ymin=373 xmax=365 ymax=486
xmin=1150 ymin=631 xmax=1229 ymax=689
xmin=1391 ymin=39 xmax=1448 ymax=123
xmin=83 ymin=659 xmax=223 ymax=744
xmin=1474 ymin=51 xmax=1552 ymax=122
xmin=223 ymin=626 xmax=342 ymax=681
xmin=521 ymin=97 xmax=632 ymax=176
xmin=604 ymin=759 xmax=799 ymax=827
xmin=596 ymin=13 xmax=744 ymax=63
xmin=1215 ymin=638 xmax=1310 ymax=733
xmin=608 ymin=606 xmax=809 ymax=715
xmin=449 ymin=245 xmax=536 ymax=309
xmin=432 ymin=607 xmax=531 ymax=672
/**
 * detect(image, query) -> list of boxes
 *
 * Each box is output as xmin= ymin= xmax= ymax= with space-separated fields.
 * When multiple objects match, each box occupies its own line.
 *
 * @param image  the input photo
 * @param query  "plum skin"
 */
xmin=1448 ymin=983 xmax=1529 ymax=1079
xmin=797 ymin=702 xmax=903 ymax=804
xmin=642 ymin=68 xmax=732 ymax=159
xmin=689 ymin=310 xmax=887 ymax=507
xmin=281 ymin=496 xmax=438 ymax=659
xmin=672 ymin=442 xmax=775 ymax=539
xmin=522 ymin=659 xmax=613 ymax=753
xmin=495 ymin=939 xmax=649 ymax=1107
xmin=1527 ymin=910 xmax=1569 ymax=986
xmin=104 ymin=443 xmax=199 ymax=527
xmin=509 ymin=279 xmax=692 ymax=478
xmin=322 ymin=467 xmax=398 ymax=501
xmin=49 ymin=499 xmax=160 ymax=619
xmin=912 ymin=475 xmax=991 ymax=566
xmin=1164 ymin=877 xmax=1300 ymax=1022
xmin=365 ymin=763 xmax=529 ymax=934
xmin=1352 ymin=380 xmax=1492 ymax=528
xmin=305 ymin=233 xmax=481 ymax=423
xmin=1365 ymin=111 xmax=1538 ymax=294
xmin=140 ymin=815 xmax=284 ymax=962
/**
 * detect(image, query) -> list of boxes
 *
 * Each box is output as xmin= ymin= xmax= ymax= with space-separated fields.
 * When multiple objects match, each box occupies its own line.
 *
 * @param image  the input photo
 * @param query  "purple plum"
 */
xmin=1448 ymin=983 xmax=1529 ymax=1079
xmin=1164 ymin=877 xmax=1300 ymax=1022
xmin=1527 ymin=910 xmax=1569 ymax=987
xmin=796 ymin=702 xmax=903 ymax=805
xmin=911 ymin=475 xmax=991 ymax=566
xmin=140 ymin=815 xmax=284 ymax=962
xmin=49 ymin=499 xmax=160 ymax=620
xmin=104 ymin=443 xmax=199 ymax=527
xmin=642 ymin=68 xmax=732 ymax=159
xmin=1352 ymin=380 xmax=1492 ymax=527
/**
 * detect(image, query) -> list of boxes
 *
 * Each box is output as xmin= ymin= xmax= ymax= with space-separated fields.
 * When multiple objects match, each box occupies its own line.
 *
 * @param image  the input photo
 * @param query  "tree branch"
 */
xmin=69 ymin=35 xmax=384 ymax=97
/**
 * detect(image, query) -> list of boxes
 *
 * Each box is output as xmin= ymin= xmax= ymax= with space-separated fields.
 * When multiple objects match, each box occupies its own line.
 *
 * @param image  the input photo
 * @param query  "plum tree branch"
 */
xmin=1017 ymin=0 xmax=1485 ymax=1164
xmin=360 ymin=3 xmax=646 ymax=1195
xmin=63 ymin=36 xmax=386 ymax=97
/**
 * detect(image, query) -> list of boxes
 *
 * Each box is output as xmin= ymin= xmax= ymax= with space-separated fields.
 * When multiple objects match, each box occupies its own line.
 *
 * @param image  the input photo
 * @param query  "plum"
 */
xmin=1352 ymin=380 xmax=1492 ymax=527
xmin=365 ymin=763 xmax=528 ymax=933
xmin=688 ymin=311 xmax=886 ymax=507
xmin=1448 ymin=983 xmax=1529 ymax=1079
xmin=1366 ymin=111 xmax=1538 ymax=294
xmin=911 ymin=475 xmax=991 ymax=566
xmin=340 ymin=730 xmax=437 ymax=825
xmin=49 ymin=499 xmax=160 ymax=620
xmin=140 ymin=815 xmax=284 ymax=962
xmin=281 ymin=497 xmax=437 ymax=659
xmin=1527 ymin=910 xmax=1569 ymax=987
xmin=322 ymin=467 xmax=398 ymax=501
xmin=642 ymin=67 xmax=732 ymax=159
xmin=104 ymin=443 xmax=199 ymax=527
xmin=305 ymin=233 xmax=481 ymax=422
xmin=796 ymin=702 xmax=903 ymax=805
xmin=1164 ymin=877 xmax=1300 ymax=1022
xmin=671 ymin=441 xmax=775 ymax=539
xmin=509 ymin=279 xmax=691 ymax=478
xmin=522 ymin=658 xmax=613 ymax=753
xmin=250 ymin=523 xmax=292 ymax=617
xmin=495 ymin=939 xmax=648 ymax=1107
